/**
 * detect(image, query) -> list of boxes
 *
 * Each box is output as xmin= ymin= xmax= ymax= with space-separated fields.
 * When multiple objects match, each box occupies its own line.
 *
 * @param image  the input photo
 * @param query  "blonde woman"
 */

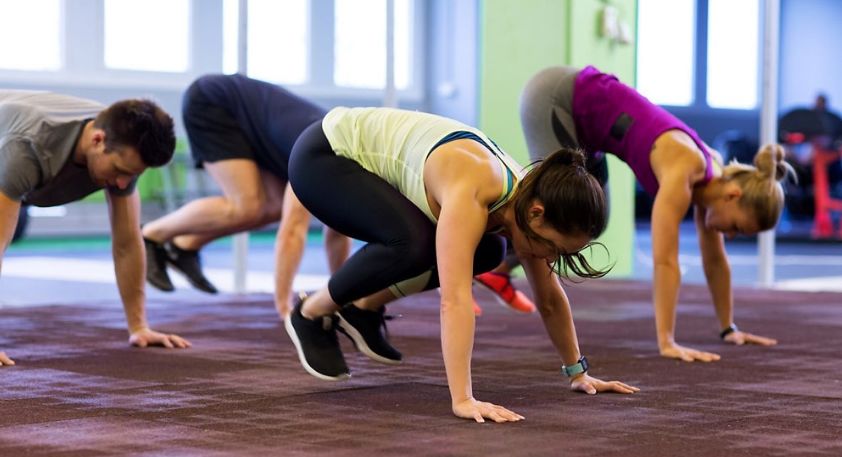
xmin=480 ymin=65 xmax=793 ymax=363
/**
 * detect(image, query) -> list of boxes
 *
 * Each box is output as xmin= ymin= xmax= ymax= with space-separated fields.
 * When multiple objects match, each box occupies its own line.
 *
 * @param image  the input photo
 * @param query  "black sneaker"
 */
xmin=165 ymin=243 xmax=218 ymax=294
xmin=285 ymin=294 xmax=350 ymax=381
xmin=144 ymin=237 xmax=174 ymax=292
xmin=336 ymin=305 xmax=402 ymax=365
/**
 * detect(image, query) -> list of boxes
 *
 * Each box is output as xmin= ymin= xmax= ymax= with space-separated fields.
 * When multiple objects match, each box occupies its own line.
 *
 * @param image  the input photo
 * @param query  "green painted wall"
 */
xmin=478 ymin=0 xmax=569 ymax=166
xmin=479 ymin=0 xmax=637 ymax=277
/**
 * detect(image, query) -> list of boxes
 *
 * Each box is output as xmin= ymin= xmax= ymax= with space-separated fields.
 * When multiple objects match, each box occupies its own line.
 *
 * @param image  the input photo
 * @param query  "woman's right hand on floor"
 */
xmin=659 ymin=343 xmax=720 ymax=362
xmin=0 ymin=351 xmax=15 ymax=366
xmin=452 ymin=398 xmax=524 ymax=423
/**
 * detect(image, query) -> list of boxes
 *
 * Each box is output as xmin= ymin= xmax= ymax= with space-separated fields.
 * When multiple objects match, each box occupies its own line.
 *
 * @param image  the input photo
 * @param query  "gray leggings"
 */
xmin=520 ymin=66 xmax=580 ymax=159
xmin=519 ymin=65 xmax=608 ymax=186
xmin=501 ymin=67 xmax=608 ymax=270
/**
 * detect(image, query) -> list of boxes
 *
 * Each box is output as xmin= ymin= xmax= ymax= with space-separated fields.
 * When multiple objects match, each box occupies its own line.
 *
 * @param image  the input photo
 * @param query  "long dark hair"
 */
xmin=511 ymin=147 xmax=610 ymax=279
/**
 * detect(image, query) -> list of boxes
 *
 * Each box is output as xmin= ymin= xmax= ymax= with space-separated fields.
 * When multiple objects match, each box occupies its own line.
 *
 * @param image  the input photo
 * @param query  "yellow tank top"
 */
xmin=321 ymin=107 xmax=523 ymax=222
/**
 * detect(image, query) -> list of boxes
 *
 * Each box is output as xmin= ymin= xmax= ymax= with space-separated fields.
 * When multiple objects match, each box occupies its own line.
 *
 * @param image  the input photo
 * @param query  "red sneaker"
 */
xmin=474 ymin=272 xmax=536 ymax=313
xmin=472 ymin=299 xmax=483 ymax=317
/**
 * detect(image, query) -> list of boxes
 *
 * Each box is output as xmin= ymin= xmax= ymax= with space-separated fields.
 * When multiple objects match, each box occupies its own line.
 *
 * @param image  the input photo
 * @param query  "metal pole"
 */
xmin=233 ymin=0 xmax=249 ymax=293
xmin=758 ymin=0 xmax=780 ymax=286
xmin=383 ymin=0 xmax=397 ymax=108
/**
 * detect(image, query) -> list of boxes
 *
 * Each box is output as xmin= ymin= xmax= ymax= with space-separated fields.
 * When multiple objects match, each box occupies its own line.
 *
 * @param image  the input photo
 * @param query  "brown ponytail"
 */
xmin=511 ymin=147 xmax=611 ymax=279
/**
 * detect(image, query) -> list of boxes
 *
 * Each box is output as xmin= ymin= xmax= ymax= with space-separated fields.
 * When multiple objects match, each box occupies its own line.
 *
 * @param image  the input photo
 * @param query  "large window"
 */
xmin=223 ymin=0 xmax=309 ymax=84
xmin=223 ymin=0 xmax=417 ymax=92
xmin=334 ymin=0 xmax=411 ymax=89
xmin=0 ymin=0 xmax=62 ymax=71
xmin=103 ymin=0 xmax=190 ymax=73
xmin=636 ymin=0 xmax=695 ymax=106
xmin=706 ymin=0 xmax=760 ymax=109
xmin=0 ymin=0 xmax=422 ymax=99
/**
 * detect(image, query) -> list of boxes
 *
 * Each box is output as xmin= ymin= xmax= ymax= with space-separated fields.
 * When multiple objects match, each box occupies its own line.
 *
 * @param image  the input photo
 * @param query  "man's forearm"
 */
xmin=113 ymin=242 xmax=148 ymax=333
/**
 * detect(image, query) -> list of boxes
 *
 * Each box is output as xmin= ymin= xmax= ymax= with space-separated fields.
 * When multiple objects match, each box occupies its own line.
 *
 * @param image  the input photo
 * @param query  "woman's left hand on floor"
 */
xmin=569 ymin=373 xmax=640 ymax=395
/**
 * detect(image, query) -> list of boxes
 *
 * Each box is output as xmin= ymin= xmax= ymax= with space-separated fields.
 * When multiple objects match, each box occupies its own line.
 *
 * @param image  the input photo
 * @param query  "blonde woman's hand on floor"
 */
xmin=659 ymin=342 xmax=720 ymax=362
xmin=723 ymin=329 xmax=777 ymax=346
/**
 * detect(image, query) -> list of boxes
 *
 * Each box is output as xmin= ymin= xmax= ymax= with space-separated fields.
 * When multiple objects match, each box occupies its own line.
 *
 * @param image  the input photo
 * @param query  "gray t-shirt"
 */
xmin=0 ymin=90 xmax=133 ymax=207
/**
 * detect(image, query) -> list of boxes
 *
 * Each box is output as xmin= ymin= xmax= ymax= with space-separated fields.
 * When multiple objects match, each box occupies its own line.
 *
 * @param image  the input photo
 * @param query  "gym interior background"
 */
xmin=2 ymin=1 xmax=842 ymax=456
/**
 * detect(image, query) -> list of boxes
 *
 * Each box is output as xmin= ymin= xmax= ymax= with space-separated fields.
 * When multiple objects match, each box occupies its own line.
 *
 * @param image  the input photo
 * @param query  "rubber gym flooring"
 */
xmin=1 ymin=278 xmax=841 ymax=456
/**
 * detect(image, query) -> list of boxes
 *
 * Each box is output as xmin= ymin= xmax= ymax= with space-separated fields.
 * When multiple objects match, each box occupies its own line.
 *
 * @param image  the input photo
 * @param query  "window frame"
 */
xmin=0 ymin=0 xmax=426 ymax=103
xmin=0 ymin=0 xmax=65 ymax=72
xmin=636 ymin=0 xmax=763 ymax=112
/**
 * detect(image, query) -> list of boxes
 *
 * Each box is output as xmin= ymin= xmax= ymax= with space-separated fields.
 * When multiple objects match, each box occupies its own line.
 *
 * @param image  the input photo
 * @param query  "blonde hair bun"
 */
xmin=753 ymin=143 xmax=795 ymax=182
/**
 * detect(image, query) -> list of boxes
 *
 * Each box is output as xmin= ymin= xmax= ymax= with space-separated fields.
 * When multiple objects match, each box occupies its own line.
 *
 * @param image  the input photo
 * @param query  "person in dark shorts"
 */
xmin=0 ymin=90 xmax=190 ymax=367
xmin=141 ymin=74 xmax=350 ymax=318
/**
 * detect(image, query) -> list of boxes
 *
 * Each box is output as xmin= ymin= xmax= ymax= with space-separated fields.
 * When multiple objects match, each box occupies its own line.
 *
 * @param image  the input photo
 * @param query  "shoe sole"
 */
xmin=473 ymin=279 xmax=534 ymax=313
xmin=284 ymin=316 xmax=351 ymax=381
xmin=167 ymin=262 xmax=218 ymax=294
xmin=336 ymin=313 xmax=402 ymax=365
xmin=146 ymin=277 xmax=175 ymax=292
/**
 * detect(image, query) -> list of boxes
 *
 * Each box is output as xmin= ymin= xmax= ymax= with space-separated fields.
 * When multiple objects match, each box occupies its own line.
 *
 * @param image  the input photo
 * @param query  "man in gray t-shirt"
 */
xmin=0 ymin=90 xmax=191 ymax=367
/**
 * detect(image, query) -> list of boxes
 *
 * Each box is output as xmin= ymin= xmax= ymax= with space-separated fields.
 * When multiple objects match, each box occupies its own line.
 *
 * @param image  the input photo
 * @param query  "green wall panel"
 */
xmin=479 ymin=0 xmax=637 ymax=277
xmin=568 ymin=0 xmax=637 ymax=277
xmin=478 ymin=0 xmax=569 ymax=166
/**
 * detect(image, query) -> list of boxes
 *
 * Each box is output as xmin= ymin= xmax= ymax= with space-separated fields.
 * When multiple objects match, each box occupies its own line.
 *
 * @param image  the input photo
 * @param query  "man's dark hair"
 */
xmin=94 ymin=99 xmax=175 ymax=167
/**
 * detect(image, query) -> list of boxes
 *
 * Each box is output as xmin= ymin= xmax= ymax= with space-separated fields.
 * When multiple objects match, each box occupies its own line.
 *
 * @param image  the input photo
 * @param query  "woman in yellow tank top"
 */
xmin=285 ymin=107 xmax=639 ymax=423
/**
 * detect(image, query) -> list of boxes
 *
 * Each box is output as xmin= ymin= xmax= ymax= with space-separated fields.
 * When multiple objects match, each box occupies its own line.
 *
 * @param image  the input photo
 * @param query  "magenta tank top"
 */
xmin=571 ymin=66 xmax=714 ymax=196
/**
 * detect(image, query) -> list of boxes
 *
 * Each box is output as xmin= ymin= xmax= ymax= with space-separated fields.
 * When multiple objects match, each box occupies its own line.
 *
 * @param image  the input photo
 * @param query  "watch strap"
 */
xmin=720 ymin=323 xmax=739 ymax=340
xmin=561 ymin=355 xmax=589 ymax=377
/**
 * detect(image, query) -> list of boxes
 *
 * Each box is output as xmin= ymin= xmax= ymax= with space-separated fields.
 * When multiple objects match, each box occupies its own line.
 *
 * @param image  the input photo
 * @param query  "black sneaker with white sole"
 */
xmin=285 ymin=294 xmax=350 ymax=381
xmin=336 ymin=305 xmax=402 ymax=365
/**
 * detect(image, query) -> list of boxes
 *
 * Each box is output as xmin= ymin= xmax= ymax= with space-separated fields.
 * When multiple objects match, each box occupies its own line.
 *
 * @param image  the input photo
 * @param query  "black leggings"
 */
xmin=288 ymin=121 xmax=505 ymax=305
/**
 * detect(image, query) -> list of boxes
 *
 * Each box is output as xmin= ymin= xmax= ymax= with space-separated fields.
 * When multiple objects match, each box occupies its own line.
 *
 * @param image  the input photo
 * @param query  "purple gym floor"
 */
xmin=1 ymin=279 xmax=841 ymax=456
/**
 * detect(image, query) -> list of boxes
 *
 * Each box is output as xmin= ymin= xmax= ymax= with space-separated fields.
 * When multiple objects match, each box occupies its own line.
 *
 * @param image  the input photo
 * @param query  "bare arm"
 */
xmin=521 ymin=255 xmax=638 ymax=395
xmin=107 ymin=190 xmax=147 ymax=332
xmin=694 ymin=205 xmax=733 ymax=330
xmin=436 ymin=183 xmax=486 ymax=413
xmin=0 ymin=191 xmax=20 ymax=277
xmin=107 ymin=190 xmax=190 ymax=349
xmin=273 ymin=184 xmax=314 ymax=318
xmin=695 ymin=206 xmax=777 ymax=347
xmin=323 ymin=225 xmax=351 ymax=274
xmin=520 ymin=256 xmax=581 ymax=363
xmin=651 ymin=175 xmax=719 ymax=362
xmin=0 ymin=191 xmax=21 ymax=366
xmin=427 ymin=142 xmax=522 ymax=423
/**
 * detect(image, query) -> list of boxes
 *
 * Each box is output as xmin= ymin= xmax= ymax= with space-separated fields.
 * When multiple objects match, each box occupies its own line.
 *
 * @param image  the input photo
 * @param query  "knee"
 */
xmin=226 ymin=198 xmax=265 ymax=227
